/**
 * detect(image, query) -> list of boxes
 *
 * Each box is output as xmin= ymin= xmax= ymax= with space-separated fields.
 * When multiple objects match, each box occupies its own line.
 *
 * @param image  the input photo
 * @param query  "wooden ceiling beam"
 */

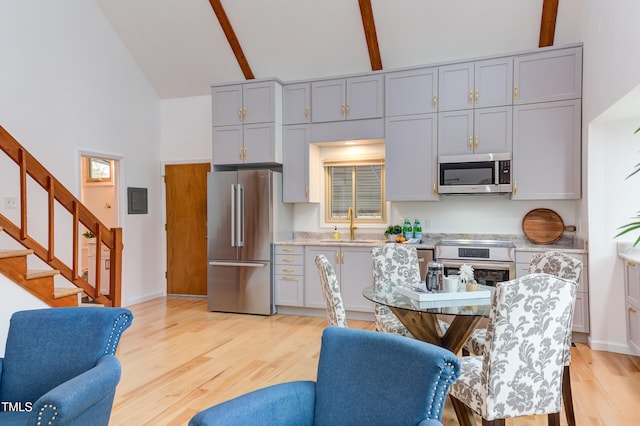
xmin=208 ymin=0 xmax=255 ymax=80
xmin=358 ymin=0 xmax=383 ymax=71
xmin=539 ymin=0 xmax=559 ymax=47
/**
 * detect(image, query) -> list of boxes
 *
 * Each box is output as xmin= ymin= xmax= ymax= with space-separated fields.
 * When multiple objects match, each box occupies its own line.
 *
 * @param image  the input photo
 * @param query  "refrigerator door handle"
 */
xmin=237 ymin=183 xmax=245 ymax=247
xmin=208 ymin=261 xmax=266 ymax=268
xmin=230 ymin=184 xmax=236 ymax=247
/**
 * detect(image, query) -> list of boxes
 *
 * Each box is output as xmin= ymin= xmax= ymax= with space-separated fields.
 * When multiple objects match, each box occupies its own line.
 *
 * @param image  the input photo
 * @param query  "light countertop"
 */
xmin=618 ymin=242 xmax=640 ymax=263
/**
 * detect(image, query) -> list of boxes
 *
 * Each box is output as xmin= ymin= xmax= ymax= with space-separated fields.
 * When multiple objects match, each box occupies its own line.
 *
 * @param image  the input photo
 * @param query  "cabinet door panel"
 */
xmin=385 ymin=67 xmax=438 ymax=116
xmin=514 ymin=47 xmax=582 ymax=104
xmin=438 ymin=63 xmax=474 ymax=112
xmin=275 ymin=275 xmax=304 ymax=306
xmin=386 ymin=114 xmax=438 ymax=201
xmin=626 ymin=261 xmax=640 ymax=307
xmin=312 ymin=80 xmax=346 ymax=123
xmin=212 ymin=85 xmax=243 ymax=126
xmin=512 ymin=99 xmax=581 ymax=199
xmin=346 ymin=75 xmax=384 ymax=120
xmin=438 ymin=110 xmax=473 ymax=156
xmin=283 ymin=125 xmax=310 ymax=202
xmin=305 ymin=246 xmax=339 ymax=309
xmin=283 ymin=83 xmax=311 ymax=124
xmin=474 ymin=106 xmax=512 ymax=154
xmin=340 ymin=247 xmax=374 ymax=312
xmin=243 ymin=123 xmax=277 ymax=164
xmin=475 ymin=58 xmax=513 ymax=108
xmin=212 ymin=126 xmax=243 ymax=165
xmin=243 ymin=82 xmax=275 ymax=124
xmin=628 ymin=303 xmax=640 ymax=353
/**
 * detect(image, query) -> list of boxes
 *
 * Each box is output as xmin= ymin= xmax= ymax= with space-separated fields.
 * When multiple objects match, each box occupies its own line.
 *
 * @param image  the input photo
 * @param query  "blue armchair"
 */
xmin=0 ymin=307 xmax=133 ymax=425
xmin=190 ymin=326 xmax=461 ymax=426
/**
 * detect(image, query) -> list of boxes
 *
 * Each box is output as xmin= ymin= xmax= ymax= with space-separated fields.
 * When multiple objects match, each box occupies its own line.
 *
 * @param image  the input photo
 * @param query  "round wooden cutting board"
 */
xmin=522 ymin=208 xmax=575 ymax=244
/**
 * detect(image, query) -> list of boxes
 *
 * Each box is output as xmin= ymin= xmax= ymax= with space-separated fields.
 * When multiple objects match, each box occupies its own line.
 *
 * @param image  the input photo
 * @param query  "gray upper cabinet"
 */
xmin=438 ymin=58 xmax=513 ymax=112
xmin=283 ymin=83 xmax=311 ymax=125
xmin=513 ymin=47 xmax=582 ymax=104
xmin=385 ymin=114 xmax=438 ymax=201
xmin=385 ymin=67 xmax=438 ymax=117
xmin=212 ymin=80 xmax=282 ymax=126
xmin=282 ymin=125 xmax=319 ymax=203
xmin=311 ymin=75 xmax=384 ymax=123
xmin=438 ymin=107 xmax=513 ymax=156
xmin=512 ymin=99 xmax=581 ymax=200
xmin=212 ymin=80 xmax=283 ymax=166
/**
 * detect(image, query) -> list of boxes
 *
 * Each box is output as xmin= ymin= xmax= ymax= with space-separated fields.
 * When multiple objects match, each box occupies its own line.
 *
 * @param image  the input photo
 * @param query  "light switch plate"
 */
xmin=4 ymin=196 xmax=17 ymax=209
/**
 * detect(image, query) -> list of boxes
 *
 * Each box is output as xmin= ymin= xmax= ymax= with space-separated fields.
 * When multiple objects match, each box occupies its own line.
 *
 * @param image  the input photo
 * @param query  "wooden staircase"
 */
xmin=0 ymin=230 xmax=83 ymax=306
xmin=0 ymin=125 xmax=122 ymax=308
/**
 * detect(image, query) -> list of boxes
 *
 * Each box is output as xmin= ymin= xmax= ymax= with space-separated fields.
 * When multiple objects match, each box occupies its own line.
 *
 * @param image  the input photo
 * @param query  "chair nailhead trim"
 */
xmin=427 ymin=361 xmax=457 ymax=418
xmin=37 ymin=403 xmax=58 ymax=426
xmin=104 ymin=313 xmax=131 ymax=355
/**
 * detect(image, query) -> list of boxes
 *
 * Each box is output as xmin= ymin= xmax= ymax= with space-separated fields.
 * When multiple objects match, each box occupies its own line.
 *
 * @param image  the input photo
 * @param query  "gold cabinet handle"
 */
xmin=243 ymin=108 xmax=247 ymax=120
xmin=282 ymin=248 xmax=295 ymax=252
xmin=341 ymin=103 xmax=345 ymax=117
xmin=282 ymin=268 xmax=296 ymax=273
xmin=305 ymin=106 xmax=309 ymax=120
xmin=475 ymin=89 xmax=479 ymax=104
xmin=475 ymin=135 xmax=479 ymax=150
xmin=238 ymin=109 xmax=243 ymax=121
xmin=468 ymin=135 xmax=473 ymax=150
xmin=469 ymin=90 xmax=473 ymax=104
xmin=513 ymin=179 xmax=518 ymax=196
xmin=239 ymin=147 xmax=243 ymax=160
xmin=433 ymin=182 xmax=437 ymax=196
xmin=346 ymin=103 xmax=350 ymax=117
xmin=280 ymin=276 xmax=296 ymax=281
xmin=305 ymin=185 xmax=309 ymax=199
xmin=335 ymin=251 xmax=339 ymax=264
xmin=433 ymin=94 xmax=437 ymax=109
xmin=514 ymin=85 xmax=519 ymax=100
xmin=341 ymin=251 xmax=345 ymax=264
xmin=282 ymin=258 xmax=295 ymax=263
xmin=630 ymin=307 xmax=638 ymax=313
xmin=242 ymin=147 xmax=247 ymax=160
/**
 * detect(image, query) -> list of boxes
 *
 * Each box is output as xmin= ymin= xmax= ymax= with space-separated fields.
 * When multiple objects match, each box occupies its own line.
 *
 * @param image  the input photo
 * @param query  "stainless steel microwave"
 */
xmin=438 ymin=153 xmax=512 ymax=194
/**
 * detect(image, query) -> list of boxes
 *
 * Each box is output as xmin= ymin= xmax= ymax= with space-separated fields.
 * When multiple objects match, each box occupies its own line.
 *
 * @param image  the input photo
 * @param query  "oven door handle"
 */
xmin=438 ymin=259 xmax=514 ymax=271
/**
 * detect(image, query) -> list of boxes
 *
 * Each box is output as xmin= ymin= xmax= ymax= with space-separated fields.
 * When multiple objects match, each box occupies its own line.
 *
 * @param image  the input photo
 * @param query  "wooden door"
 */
xmin=165 ymin=163 xmax=211 ymax=295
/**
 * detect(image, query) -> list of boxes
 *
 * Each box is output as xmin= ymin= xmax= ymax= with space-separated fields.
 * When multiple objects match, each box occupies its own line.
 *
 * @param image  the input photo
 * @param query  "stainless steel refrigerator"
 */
xmin=207 ymin=169 xmax=292 ymax=315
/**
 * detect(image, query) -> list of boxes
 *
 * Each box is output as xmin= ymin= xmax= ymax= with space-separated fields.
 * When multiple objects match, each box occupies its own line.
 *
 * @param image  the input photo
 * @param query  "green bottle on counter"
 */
xmin=413 ymin=219 xmax=422 ymax=242
xmin=403 ymin=218 xmax=413 ymax=240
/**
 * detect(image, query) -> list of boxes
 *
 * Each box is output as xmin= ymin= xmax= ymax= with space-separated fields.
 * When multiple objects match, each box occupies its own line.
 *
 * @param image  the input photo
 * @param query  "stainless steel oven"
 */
xmin=435 ymin=239 xmax=515 ymax=287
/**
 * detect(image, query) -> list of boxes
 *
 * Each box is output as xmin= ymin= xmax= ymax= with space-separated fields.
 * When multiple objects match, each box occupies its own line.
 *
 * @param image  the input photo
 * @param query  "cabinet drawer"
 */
xmin=275 ymin=254 xmax=303 ymax=266
xmin=275 ymin=245 xmax=303 ymax=256
xmin=274 ymin=264 xmax=303 ymax=276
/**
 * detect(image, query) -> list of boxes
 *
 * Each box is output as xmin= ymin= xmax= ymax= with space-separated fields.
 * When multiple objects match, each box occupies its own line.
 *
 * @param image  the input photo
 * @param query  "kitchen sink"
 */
xmin=319 ymin=239 xmax=385 ymax=244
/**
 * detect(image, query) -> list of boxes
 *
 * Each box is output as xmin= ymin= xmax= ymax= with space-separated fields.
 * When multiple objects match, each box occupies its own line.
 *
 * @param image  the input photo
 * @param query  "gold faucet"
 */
xmin=347 ymin=206 xmax=357 ymax=240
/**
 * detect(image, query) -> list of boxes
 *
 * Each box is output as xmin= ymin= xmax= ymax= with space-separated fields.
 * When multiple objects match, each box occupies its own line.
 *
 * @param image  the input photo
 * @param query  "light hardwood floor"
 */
xmin=111 ymin=297 xmax=640 ymax=425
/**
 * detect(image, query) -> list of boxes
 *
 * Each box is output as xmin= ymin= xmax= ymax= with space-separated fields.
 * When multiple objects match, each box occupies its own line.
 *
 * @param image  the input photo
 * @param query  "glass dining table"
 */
xmin=362 ymin=285 xmax=495 ymax=353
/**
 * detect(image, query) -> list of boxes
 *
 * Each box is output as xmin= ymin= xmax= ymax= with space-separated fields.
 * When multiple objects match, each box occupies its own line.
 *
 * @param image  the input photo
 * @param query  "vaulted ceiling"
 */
xmin=96 ymin=0 xmax=570 ymax=99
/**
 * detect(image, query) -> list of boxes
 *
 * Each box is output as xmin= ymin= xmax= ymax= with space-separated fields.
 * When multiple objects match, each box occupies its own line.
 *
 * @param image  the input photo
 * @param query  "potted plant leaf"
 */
xmin=384 ymin=224 xmax=403 ymax=241
xmin=616 ymin=127 xmax=640 ymax=246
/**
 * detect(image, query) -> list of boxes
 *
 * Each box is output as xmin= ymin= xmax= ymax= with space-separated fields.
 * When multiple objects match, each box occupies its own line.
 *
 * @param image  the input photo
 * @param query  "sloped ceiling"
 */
xmin=96 ymin=0 xmax=578 ymax=99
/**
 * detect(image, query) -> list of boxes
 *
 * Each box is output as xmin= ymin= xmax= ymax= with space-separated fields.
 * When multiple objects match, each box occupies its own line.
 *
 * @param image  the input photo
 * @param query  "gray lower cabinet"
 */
xmin=438 ymin=106 xmax=512 ymax=156
xmin=304 ymin=245 xmax=374 ymax=313
xmin=623 ymin=260 xmax=640 ymax=353
xmin=516 ymin=251 xmax=589 ymax=333
xmin=385 ymin=114 xmax=438 ymax=201
xmin=512 ymin=99 xmax=581 ymax=200
xmin=274 ymin=246 xmax=304 ymax=307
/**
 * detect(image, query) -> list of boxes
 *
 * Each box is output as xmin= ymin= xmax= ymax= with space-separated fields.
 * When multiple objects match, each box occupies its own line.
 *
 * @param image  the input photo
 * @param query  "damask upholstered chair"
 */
xmin=450 ymin=273 xmax=577 ymax=425
xmin=0 ymin=307 xmax=133 ymax=426
xmin=463 ymin=251 xmax=582 ymax=426
xmin=314 ymin=255 xmax=348 ymax=327
xmin=371 ymin=244 xmax=449 ymax=338
xmin=190 ymin=327 xmax=461 ymax=426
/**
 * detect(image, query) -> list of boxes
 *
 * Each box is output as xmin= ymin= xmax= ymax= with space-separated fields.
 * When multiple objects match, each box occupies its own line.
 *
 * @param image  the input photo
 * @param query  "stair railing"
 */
xmin=0 ymin=125 xmax=122 ymax=307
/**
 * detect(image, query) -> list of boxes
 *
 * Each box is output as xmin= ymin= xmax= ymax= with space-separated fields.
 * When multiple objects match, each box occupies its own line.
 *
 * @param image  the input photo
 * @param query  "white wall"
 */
xmin=0 ymin=1 xmax=164 ymax=313
xmin=581 ymin=0 xmax=640 ymax=354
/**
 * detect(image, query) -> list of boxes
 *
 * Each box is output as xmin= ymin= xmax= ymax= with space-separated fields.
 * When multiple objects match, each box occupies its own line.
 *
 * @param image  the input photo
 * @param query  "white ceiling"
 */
xmin=95 ymin=0 xmax=582 ymax=99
